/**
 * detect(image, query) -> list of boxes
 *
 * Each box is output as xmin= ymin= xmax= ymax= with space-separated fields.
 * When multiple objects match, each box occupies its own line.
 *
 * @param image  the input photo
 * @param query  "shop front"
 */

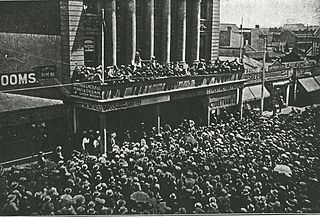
xmin=70 ymin=73 xmax=246 ymax=154
xmin=0 ymin=93 xmax=66 ymax=163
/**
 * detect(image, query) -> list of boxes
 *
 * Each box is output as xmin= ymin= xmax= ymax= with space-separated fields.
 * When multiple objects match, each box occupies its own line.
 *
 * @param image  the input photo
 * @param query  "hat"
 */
xmin=117 ymin=199 xmax=126 ymax=206
xmin=194 ymin=202 xmax=202 ymax=208
xmin=64 ymin=188 xmax=72 ymax=194
xmin=242 ymin=189 xmax=250 ymax=196
xmin=220 ymin=189 xmax=231 ymax=197
xmin=87 ymin=208 xmax=96 ymax=215
xmin=7 ymin=194 xmax=17 ymax=202
xmin=44 ymin=195 xmax=52 ymax=203
xmin=88 ymin=201 xmax=96 ymax=208
xmin=73 ymin=195 xmax=86 ymax=206
xmin=95 ymin=197 xmax=105 ymax=205
xmin=10 ymin=182 xmax=19 ymax=189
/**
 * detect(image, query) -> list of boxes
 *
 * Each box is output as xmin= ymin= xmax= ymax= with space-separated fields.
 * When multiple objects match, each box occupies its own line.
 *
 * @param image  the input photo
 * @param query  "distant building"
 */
xmin=219 ymin=23 xmax=243 ymax=48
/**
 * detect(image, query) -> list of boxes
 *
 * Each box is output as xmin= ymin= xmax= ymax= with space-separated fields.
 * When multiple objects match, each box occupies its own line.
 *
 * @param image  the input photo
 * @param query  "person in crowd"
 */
xmin=70 ymin=57 xmax=244 ymax=83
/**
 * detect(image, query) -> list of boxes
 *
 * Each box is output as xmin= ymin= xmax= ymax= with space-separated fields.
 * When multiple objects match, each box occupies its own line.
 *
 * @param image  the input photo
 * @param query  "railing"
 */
xmin=72 ymin=71 xmax=243 ymax=101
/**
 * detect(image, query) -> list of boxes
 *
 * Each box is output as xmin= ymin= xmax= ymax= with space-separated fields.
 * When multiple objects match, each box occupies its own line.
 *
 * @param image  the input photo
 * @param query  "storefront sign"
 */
xmin=0 ymin=65 xmax=57 ymax=90
xmin=206 ymin=83 xmax=243 ymax=95
xmin=35 ymin=65 xmax=56 ymax=79
xmin=73 ymin=83 xmax=102 ymax=100
xmin=208 ymin=90 xmax=238 ymax=109
xmin=243 ymin=72 xmax=261 ymax=84
xmin=74 ymin=101 xmax=102 ymax=112
xmin=0 ymin=72 xmax=37 ymax=89
xmin=102 ymin=95 xmax=170 ymax=112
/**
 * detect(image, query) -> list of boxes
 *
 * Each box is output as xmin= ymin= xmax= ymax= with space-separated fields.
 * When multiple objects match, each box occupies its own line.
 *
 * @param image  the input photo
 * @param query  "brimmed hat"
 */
xmin=10 ymin=182 xmax=19 ymax=189
xmin=7 ymin=194 xmax=17 ymax=202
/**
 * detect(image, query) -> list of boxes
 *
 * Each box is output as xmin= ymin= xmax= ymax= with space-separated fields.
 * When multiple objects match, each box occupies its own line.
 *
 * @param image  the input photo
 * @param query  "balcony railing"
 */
xmin=72 ymin=71 xmax=243 ymax=101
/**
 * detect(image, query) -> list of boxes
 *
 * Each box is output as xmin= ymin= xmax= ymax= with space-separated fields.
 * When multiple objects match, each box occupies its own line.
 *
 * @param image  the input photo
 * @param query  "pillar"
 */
xmin=238 ymin=87 xmax=244 ymax=119
xmin=105 ymin=0 xmax=117 ymax=66
xmin=72 ymin=106 xmax=78 ymax=134
xmin=162 ymin=0 xmax=171 ymax=64
xmin=144 ymin=0 xmax=155 ymax=60
xmin=99 ymin=113 xmax=108 ymax=155
xmin=126 ymin=0 xmax=137 ymax=65
xmin=176 ymin=0 xmax=187 ymax=63
xmin=155 ymin=104 xmax=161 ymax=134
xmin=97 ymin=0 xmax=102 ymax=66
xmin=190 ymin=0 xmax=201 ymax=64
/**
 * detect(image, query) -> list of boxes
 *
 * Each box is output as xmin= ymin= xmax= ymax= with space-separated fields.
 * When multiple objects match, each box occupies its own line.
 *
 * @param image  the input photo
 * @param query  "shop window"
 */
xmin=85 ymin=39 xmax=96 ymax=67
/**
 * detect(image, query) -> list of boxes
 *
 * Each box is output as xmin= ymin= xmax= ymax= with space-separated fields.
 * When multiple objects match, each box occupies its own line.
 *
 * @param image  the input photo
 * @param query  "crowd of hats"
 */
xmin=71 ymin=58 xmax=244 ymax=83
xmin=1 ymin=107 xmax=319 ymax=215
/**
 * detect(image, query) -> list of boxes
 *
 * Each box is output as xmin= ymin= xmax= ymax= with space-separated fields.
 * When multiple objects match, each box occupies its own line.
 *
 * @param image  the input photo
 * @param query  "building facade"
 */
xmin=61 ymin=0 xmax=221 ymax=83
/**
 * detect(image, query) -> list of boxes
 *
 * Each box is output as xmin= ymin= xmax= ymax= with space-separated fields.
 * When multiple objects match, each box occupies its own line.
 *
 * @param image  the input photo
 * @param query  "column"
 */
xmin=190 ymin=0 xmax=201 ymax=64
xmin=97 ymin=0 xmax=102 ymax=66
xmin=72 ymin=106 xmax=78 ymax=134
xmin=162 ymin=0 xmax=171 ymax=63
xmin=126 ymin=0 xmax=137 ymax=65
xmin=99 ymin=113 xmax=108 ymax=155
xmin=238 ymin=87 xmax=244 ymax=119
xmin=155 ymin=104 xmax=161 ymax=134
xmin=144 ymin=0 xmax=155 ymax=60
xmin=176 ymin=0 xmax=187 ymax=63
xmin=105 ymin=0 xmax=117 ymax=66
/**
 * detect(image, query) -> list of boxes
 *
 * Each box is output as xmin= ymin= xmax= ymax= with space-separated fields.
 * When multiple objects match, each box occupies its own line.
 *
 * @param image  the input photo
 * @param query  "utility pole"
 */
xmin=260 ymin=35 xmax=267 ymax=115
xmin=101 ymin=8 xmax=105 ymax=83
xmin=239 ymin=17 xmax=244 ymax=63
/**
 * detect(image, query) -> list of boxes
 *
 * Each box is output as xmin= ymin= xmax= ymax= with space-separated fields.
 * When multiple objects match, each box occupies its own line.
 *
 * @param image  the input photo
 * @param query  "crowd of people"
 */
xmin=71 ymin=56 xmax=244 ymax=83
xmin=0 ymin=107 xmax=319 ymax=215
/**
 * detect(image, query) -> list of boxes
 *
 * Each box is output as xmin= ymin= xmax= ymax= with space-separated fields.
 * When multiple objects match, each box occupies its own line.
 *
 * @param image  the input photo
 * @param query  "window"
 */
xmin=85 ymin=39 xmax=95 ymax=67
xmin=83 ymin=0 xmax=98 ymax=14
xmin=201 ymin=0 xmax=208 ymax=19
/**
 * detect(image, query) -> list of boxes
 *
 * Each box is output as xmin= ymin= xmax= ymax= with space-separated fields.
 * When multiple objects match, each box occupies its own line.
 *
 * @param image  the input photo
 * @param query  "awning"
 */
xmin=243 ymin=87 xmax=256 ymax=102
xmin=0 ymin=93 xmax=63 ymax=113
xmin=243 ymin=85 xmax=270 ymax=102
xmin=314 ymin=76 xmax=320 ymax=86
xmin=298 ymin=77 xmax=320 ymax=93
xmin=273 ymin=80 xmax=291 ymax=86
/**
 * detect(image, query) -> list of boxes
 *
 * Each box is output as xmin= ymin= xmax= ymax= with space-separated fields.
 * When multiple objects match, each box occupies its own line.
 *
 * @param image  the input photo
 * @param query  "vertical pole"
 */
xmin=155 ymin=104 xmax=161 ymax=134
xmin=100 ymin=113 xmax=107 ymax=155
xmin=238 ymin=87 xmax=244 ymax=119
xmin=101 ymin=9 xmax=105 ymax=82
xmin=73 ymin=106 xmax=78 ymax=134
xmin=286 ymin=84 xmax=290 ymax=106
xmin=239 ymin=17 xmax=243 ymax=63
xmin=206 ymin=97 xmax=211 ymax=126
xmin=261 ymin=36 xmax=266 ymax=115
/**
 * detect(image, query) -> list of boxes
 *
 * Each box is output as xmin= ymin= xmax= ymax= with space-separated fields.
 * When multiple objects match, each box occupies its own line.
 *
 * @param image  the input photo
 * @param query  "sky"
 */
xmin=220 ymin=0 xmax=320 ymax=28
